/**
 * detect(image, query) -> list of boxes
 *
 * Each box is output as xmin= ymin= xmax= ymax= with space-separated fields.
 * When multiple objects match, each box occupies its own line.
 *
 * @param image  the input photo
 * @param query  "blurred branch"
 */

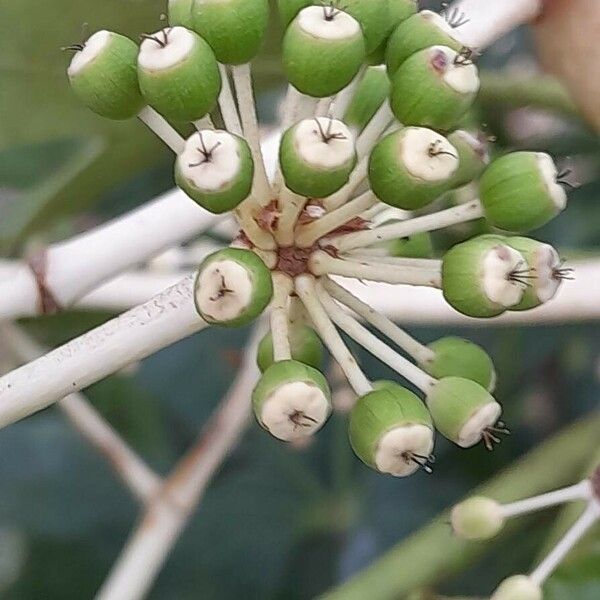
xmin=96 ymin=322 xmax=265 ymax=600
xmin=0 ymin=322 xmax=161 ymax=503
xmin=320 ymin=413 xmax=600 ymax=600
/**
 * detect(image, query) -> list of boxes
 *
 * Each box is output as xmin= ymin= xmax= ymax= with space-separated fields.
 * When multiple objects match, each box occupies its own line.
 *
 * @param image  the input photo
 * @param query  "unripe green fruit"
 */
xmin=282 ymin=6 xmax=366 ymax=98
xmin=390 ymin=45 xmax=480 ymax=131
xmin=419 ymin=337 xmax=496 ymax=392
xmin=257 ymin=325 xmax=324 ymax=372
xmin=137 ymin=27 xmax=221 ymax=122
xmin=279 ymin=117 xmax=357 ymax=197
xmin=343 ymin=65 xmax=390 ymax=133
xmin=191 ymin=0 xmax=269 ymax=64
xmin=379 ymin=230 xmax=435 ymax=259
xmin=67 ymin=31 xmax=144 ymax=120
xmin=426 ymin=377 xmax=502 ymax=448
xmin=168 ymin=0 xmax=194 ymax=27
xmin=479 ymin=152 xmax=568 ymax=232
xmin=194 ymin=248 xmax=273 ymax=327
xmin=341 ymin=0 xmax=389 ymax=55
xmin=277 ymin=0 xmax=311 ymax=28
xmin=491 ymin=576 xmax=543 ymax=600
xmin=451 ymin=496 xmax=504 ymax=540
xmin=252 ymin=359 xmax=331 ymax=442
xmin=349 ymin=384 xmax=435 ymax=477
xmin=442 ymin=236 xmax=527 ymax=318
xmin=386 ymin=10 xmax=464 ymax=75
xmin=175 ymin=130 xmax=254 ymax=214
xmin=368 ymin=127 xmax=459 ymax=209
xmin=447 ymin=130 xmax=490 ymax=188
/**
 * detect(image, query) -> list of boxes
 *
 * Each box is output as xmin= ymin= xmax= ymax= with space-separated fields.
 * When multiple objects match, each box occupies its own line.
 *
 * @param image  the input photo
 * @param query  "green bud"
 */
xmin=175 ymin=130 xmax=254 ymax=214
xmin=349 ymin=384 xmax=435 ymax=477
xmin=168 ymin=0 xmax=194 ymax=27
xmin=442 ymin=236 xmax=528 ymax=318
xmin=479 ymin=152 xmax=568 ymax=232
xmin=277 ymin=0 xmax=311 ymax=28
xmin=390 ymin=45 xmax=480 ymax=131
xmin=257 ymin=324 xmax=324 ymax=372
xmin=426 ymin=377 xmax=504 ymax=448
xmin=137 ymin=27 xmax=221 ymax=122
xmin=447 ymin=130 xmax=490 ymax=188
xmin=252 ymin=359 xmax=331 ymax=442
xmin=194 ymin=248 xmax=273 ymax=327
xmin=379 ymin=230 xmax=435 ymax=259
xmin=451 ymin=496 xmax=505 ymax=540
xmin=343 ymin=65 xmax=390 ymax=133
xmin=386 ymin=10 xmax=464 ymax=75
xmin=491 ymin=576 xmax=543 ymax=600
xmin=368 ymin=127 xmax=460 ymax=209
xmin=191 ymin=0 xmax=269 ymax=64
xmin=279 ymin=117 xmax=357 ymax=197
xmin=282 ymin=6 xmax=366 ymax=98
xmin=420 ymin=337 xmax=496 ymax=391
xmin=341 ymin=0 xmax=390 ymax=55
xmin=67 ymin=30 xmax=144 ymax=120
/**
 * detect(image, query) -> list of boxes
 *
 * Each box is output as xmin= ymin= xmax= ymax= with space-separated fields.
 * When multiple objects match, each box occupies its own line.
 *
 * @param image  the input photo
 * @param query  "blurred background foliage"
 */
xmin=0 ymin=1 xmax=598 ymax=598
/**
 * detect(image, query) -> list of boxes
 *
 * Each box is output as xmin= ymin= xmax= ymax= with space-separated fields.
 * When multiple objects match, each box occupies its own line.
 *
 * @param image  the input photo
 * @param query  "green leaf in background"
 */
xmin=545 ymin=540 xmax=600 ymax=600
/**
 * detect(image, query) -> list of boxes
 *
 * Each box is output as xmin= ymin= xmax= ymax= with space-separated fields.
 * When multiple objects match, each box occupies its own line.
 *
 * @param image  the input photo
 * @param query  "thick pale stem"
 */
xmin=530 ymin=499 xmax=600 ymax=586
xmin=274 ymin=186 xmax=307 ymax=247
xmin=217 ymin=63 xmax=243 ymax=135
xmin=281 ymin=85 xmax=319 ymax=130
xmin=345 ymin=255 xmax=442 ymax=270
xmin=295 ymin=274 xmax=372 ymax=396
xmin=0 ymin=276 xmax=208 ymax=429
xmin=355 ymin=100 xmax=395 ymax=159
xmin=331 ymin=65 xmax=367 ymax=120
xmin=322 ymin=157 xmax=369 ymax=211
xmin=270 ymin=273 xmax=293 ymax=362
xmin=137 ymin=106 xmax=185 ymax=154
xmin=315 ymin=96 xmax=333 ymax=117
xmin=234 ymin=201 xmax=277 ymax=250
xmin=310 ymin=251 xmax=442 ymax=288
xmin=231 ymin=63 xmax=272 ymax=204
xmin=193 ymin=114 xmax=215 ymax=131
xmin=316 ymin=284 xmax=436 ymax=393
xmin=296 ymin=191 xmax=378 ymax=247
xmin=322 ymin=278 xmax=435 ymax=364
xmin=501 ymin=480 xmax=593 ymax=519
xmin=330 ymin=199 xmax=485 ymax=251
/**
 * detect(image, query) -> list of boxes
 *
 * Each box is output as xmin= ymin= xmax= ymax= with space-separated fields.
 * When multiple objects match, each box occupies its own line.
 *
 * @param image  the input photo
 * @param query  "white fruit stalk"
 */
xmin=482 ymin=245 xmax=526 ymax=307
xmin=375 ymin=425 xmax=434 ymax=477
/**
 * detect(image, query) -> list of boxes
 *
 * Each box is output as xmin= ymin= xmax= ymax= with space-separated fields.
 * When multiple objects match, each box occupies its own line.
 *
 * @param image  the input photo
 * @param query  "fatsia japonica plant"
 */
xmin=0 ymin=0 xmax=598 ymax=598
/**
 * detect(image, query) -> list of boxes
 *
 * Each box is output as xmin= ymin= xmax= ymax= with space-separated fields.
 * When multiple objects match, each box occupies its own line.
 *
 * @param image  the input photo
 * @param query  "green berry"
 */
xmin=341 ymin=0 xmax=390 ymax=55
xmin=194 ymin=248 xmax=273 ymax=327
xmin=386 ymin=10 xmax=464 ymax=75
xmin=380 ymin=230 xmax=435 ymax=259
xmin=252 ymin=359 xmax=331 ymax=442
xmin=343 ymin=65 xmax=390 ymax=133
xmin=451 ymin=496 xmax=505 ymax=540
xmin=175 ymin=130 xmax=254 ymax=214
xmin=279 ymin=117 xmax=357 ymax=197
xmin=442 ymin=235 xmax=528 ymax=318
xmin=282 ymin=6 xmax=366 ymax=98
xmin=277 ymin=0 xmax=311 ymax=28
xmin=191 ymin=0 xmax=269 ymax=64
xmin=368 ymin=127 xmax=460 ymax=209
xmin=137 ymin=27 xmax=221 ymax=122
xmin=419 ymin=337 xmax=496 ymax=391
xmin=447 ymin=130 xmax=490 ymax=188
xmin=367 ymin=0 xmax=418 ymax=65
xmin=257 ymin=324 xmax=324 ymax=372
xmin=491 ymin=576 xmax=543 ymax=600
xmin=349 ymin=384 xmax=435 ymax=477
xmin=168 ymin=0 xmax=194 ymax=27
xmin=426 ymin=377 xmax=503 ymax=448
xmin=479 ymin=152 xmax=568 ymax=232
xmin=67 ymin=30 xmax=144 ymax=120
xmin=390 ymin=45 xmax=480 ymax=131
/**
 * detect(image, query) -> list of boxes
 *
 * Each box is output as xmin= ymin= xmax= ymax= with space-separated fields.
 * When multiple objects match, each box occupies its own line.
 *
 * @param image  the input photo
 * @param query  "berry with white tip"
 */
xmin=279 ymin=117 xmax=357 ymax=198
xmin=191 ymin=0 xmax=269 ymax=65
xmin=451 ymin=496 xmax=505 ymax=540
xmin=491 ymin=575 xmax=543 ymax=600
xmin=368 ymin=127 xmax=460 ymax=209
xmin=420 ymin=337 xmax=496 ymax=392
xmin=426 ymin=377 xmax=506 ymax=449
xmin=194 ymin=248 xmax=273 ymax=327
xmin=349 ymin=383 xmax=435 ymax=477
xmin=343 ymin=65 xmax=390 ymax=133
xmin=282 ymin=6 xmax=366 ymax=98
xmin=447 ymin=130 xmax=491 ymax=188
xmin=442 ymin=236 xmax=528 ymax=318
xmin=252 ymin=359 xmax=331 ymax=442
xmin=67 ymin=30 xmax=144 ymax=120
xmin=168 ymin=0 xmax=194 ymax=27
xmin=175 ymin=130 xmax=254 ymax=214
xmin=386 ymin=10 xmax=464 ymax=75
xmin=390 ymin=45 xmax=480 ymax=131
xmin=257 ymin=324 xmax=324 ymax=373
xmin=137 ymin=27 xmax=220 ymax=122
xmin=479 ymin=152 xmax=568 ymax=232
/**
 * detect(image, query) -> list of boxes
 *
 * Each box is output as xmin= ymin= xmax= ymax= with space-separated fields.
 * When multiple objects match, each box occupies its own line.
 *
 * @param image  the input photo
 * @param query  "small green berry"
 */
xmin=257 ymin=324 xmax=324 ymax=372
xmin=451 ymin=496 xmax=505 ymax=540
xmin=168 ymin=0 xmax=194 ymax=27
xmin=277 ymin=0 xmax=311 ymax=28
xmin=447 ymin=130 xmax=490 ymax=188
xmin=194 ymin=248 xmax=273 ymax=327
xmin=252 ymin=359 xmax=331 ymax=442
xmin=380 ymin=230 xmax=435 ymax=259
xmin=341 ymin=0 xmax=390 ymax=55
xmin=67 ymin=30 xmax=144 ymax=120
xmin=343 ymin=65 xmax=390 ymax=133
xmin=491 ymin=576 xmax=543 ymax=600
